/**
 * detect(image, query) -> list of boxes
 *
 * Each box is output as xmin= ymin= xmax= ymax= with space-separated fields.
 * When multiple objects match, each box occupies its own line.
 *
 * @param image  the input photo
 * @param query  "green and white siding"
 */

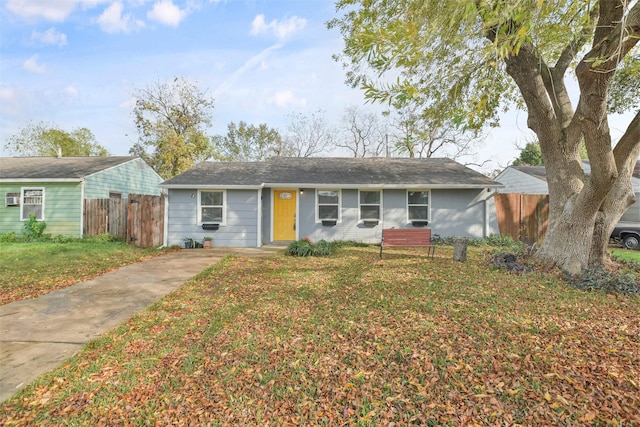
xmin=0 ymin=182 xmax=83 ymax=237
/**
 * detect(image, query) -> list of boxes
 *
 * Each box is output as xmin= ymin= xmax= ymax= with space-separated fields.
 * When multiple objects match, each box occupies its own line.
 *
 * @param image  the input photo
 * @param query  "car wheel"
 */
xmin=622 ymin=235 xmax=640 ymax=250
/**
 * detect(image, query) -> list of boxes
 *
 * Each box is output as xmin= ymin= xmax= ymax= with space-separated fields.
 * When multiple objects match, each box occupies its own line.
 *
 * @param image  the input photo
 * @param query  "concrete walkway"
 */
xmin=0 ymin=247 xmax=283 ymax=403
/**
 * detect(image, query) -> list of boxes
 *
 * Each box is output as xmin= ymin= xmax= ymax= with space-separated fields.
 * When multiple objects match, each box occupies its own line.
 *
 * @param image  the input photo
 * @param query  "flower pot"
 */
xmin=203 ymin=240 xmax=213 ymax=249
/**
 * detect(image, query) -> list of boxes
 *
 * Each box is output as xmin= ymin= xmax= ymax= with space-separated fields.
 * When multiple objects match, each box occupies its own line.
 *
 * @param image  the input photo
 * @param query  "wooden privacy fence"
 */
xmin=494 ymin=193 xmax=549 ymax=244
xmin=84 ymin=194 xmax=165 ymax=247
xmin=127 ymin=193 xmax=165 ymax=247
xmin=84 ymin=198 xmax=127 ymax=239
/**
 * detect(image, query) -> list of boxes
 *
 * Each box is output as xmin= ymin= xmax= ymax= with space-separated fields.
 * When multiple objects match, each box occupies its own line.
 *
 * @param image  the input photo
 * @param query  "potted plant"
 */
xmin=183 ymin=237 xmax=195 ymax=249
xmin=202 ymin=236 xmax=213 ymax=248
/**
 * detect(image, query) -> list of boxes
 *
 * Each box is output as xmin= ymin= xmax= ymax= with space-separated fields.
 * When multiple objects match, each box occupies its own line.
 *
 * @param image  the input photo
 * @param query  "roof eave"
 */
xmin=0 ymin=178 xmax=83 ymax=183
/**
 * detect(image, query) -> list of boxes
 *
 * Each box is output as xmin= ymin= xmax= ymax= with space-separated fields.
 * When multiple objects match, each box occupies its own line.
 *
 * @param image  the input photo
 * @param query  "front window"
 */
xmin=199 ymin=190 xmax=225 ymax=224
xmin=408 ymin=190 xmax=429 ymax=221
xmin=359 ymin=190 xmax=381 ymax=220
xmin=317 ymin=190 xmax=340 ymax=221
xmin=21 ymin=188 xmax=44 ymax=221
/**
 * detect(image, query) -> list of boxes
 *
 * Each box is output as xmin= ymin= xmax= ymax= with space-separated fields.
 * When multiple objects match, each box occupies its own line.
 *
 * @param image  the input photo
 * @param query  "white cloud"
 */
xmin=270 ymin=90 xmax=306 ymax=109
xmin=22 ymin=55 xmax=46 ymax=73
xmin=6 ymin=0 xmax=108 ymax=22
xmin=63 ymin=85 xmax=79 ymax=97
xmin=147 ymin=0 xmax=188 ymax=27
xmin=97 ymin=2 xmax=137 ymax=33
xmin=250 ymin=14 xmax=306 ymax=40
xmin=31 ymin=28 xmax=68 ymax=46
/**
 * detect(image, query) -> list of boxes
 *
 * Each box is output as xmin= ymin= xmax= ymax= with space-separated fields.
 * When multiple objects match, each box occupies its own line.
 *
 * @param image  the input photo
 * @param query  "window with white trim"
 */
xmin=21 ymin=188 xmax=44 ymax=221
xmin=317 ymin=190 xmax=340 ymax=221
xmin=359 ymin=190 xmax=381 ymax=220
xmin=199 ymin=190 xmax=225 ymax=224
xmin=407 ymin=190 xmax=429 ymax=221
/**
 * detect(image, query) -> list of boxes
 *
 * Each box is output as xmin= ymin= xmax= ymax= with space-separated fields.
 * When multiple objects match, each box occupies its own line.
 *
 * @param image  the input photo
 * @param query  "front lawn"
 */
xmin=0 ymin=241 xmax=170 ymax=305
xmin=610 ymin=247 xmax=640 ymax=263
xmin=1 ymin=246 xmax=639 ymax=425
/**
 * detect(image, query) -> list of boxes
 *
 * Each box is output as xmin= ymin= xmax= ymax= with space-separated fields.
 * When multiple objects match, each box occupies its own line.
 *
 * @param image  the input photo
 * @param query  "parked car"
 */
xmin=610 ymin=222 xmax=640 ymax=250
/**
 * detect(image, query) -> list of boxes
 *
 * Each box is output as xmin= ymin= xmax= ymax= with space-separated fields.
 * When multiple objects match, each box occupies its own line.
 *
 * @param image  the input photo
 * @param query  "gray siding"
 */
xmin=298 ymin=189 xmax=382 ymax=244
xmin=85 ymin=158 xmax=162 ymax=199
xmin=495 ymin=168 xmax=548 ymax=194
xmin=166 ymin=188 xmax=259 ymax=247
xmin=294 ymin=188 xmax=491 ymax=244
xmin=431 ymin=189 xmax=490 ymax=238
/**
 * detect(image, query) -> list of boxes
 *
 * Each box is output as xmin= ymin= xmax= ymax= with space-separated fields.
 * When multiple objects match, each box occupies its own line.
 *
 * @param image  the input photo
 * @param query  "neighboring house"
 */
xmin=160 ymin=157 xmax=502 ymax=248
xmin=495 ymin=161 xmax=640 ymax=222
xmin=0 ymin=156 xmax=163 ymax=237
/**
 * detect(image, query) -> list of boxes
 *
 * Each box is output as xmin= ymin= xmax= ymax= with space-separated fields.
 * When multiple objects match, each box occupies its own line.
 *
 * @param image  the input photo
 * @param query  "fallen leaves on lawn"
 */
xmin=1 ymin=247 xmax=639 ymax=426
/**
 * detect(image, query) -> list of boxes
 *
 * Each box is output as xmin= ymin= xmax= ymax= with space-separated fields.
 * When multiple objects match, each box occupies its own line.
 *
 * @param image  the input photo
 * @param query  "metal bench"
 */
xmin=380 ymin=228 xmax=435 ymax=258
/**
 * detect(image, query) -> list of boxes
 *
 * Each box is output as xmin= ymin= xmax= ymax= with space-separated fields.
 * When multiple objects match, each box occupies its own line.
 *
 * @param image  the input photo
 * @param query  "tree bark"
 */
xmin=497 ymin=1 xmax=640 ymax=273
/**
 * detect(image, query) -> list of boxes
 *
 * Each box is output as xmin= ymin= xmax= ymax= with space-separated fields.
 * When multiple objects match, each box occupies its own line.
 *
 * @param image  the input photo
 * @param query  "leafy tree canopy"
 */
xmin=212 ymin=122 xmax=288 ymax=161
xmin=129 ymin=77 xmax=214 ymax=179
xmin=329 ymin=0 xmax=640 ymax=274
xmin=5 ymin=121 xmax=109 ymax=157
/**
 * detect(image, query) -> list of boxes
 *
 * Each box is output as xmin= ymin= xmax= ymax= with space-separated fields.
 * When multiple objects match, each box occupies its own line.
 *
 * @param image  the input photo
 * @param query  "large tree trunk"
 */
xmin=497 ymin=1 xmax=640 ymax=274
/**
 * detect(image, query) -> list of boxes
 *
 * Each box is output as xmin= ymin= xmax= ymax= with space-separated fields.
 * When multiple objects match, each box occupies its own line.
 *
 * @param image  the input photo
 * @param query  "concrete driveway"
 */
xmin=0 ymin=247 xmax=282 ymax=403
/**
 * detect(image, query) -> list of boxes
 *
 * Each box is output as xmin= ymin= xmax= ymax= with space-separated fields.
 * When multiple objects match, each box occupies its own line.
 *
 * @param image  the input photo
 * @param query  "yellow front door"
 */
xmin=273 ymin=190 xmax=297 ymax=241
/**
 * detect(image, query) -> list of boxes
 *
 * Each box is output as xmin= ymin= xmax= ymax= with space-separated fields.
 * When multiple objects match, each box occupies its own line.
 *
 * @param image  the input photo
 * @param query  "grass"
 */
xmin=0 ymin=241 xmax=171 ymax=305
xmin=610 ymin=248 xmax=640 ymax=263
xmin=1 ymin=246 xmax=638 ymax=426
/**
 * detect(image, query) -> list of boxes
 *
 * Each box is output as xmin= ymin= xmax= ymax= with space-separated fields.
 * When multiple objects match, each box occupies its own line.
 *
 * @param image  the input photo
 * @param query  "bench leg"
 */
xmin=427 ymin=246 xmax=435 ymax=258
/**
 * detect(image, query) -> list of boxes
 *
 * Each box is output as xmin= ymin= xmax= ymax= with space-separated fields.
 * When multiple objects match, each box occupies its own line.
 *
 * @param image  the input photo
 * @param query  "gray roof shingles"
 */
xmin=0 ymin=156 xmax=136 ymax=180
xmin=161 ymin=157 xmax=500 ymax=188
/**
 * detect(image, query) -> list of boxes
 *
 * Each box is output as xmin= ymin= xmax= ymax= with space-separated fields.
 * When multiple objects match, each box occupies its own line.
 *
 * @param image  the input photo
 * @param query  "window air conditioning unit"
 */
xmin=5 ymin=195 xmax=19 ymax=206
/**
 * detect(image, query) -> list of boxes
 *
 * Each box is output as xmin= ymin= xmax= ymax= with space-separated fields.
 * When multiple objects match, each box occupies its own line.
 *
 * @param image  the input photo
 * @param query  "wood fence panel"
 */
xmin=84 ymin=198 xmax=126 ymax=238
xmin=127 ymin=194 xmax=164 ymax=247
xmin=495 ymin=193 xmax=549 ymax=244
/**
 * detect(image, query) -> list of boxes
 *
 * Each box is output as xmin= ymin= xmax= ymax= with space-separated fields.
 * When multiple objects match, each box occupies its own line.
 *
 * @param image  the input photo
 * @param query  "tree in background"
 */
xmin=512 ymin=141 xmax=544 ymax=166
xmin=284 ymin=110 xmax=336 ymax=157
xmin=336 ymin=105 xmax=388 ymax=157
xmin=212 ymin=122 xmax=287 ymax=161
xmin=389 ymin=104 xmax=485 ymax=165
xmin=4 ymin=121 xmax=108 ymax=157
xmin=512 ymin=140 xmax=588 ymax=166
xmin=129 ymin=77 xmax=214 ymax=179
xmin=330 ymin=0 xmax=640 ymax=273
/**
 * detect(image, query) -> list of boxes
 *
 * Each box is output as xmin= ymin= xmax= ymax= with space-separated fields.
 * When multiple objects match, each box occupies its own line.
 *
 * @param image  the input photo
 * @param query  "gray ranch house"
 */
xmin=160 ymin=157 xmax=502 ymax=248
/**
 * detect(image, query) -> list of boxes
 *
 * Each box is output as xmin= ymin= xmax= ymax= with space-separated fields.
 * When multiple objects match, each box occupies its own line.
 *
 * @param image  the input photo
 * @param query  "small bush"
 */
xmin=286 ymin=240 xmax=314 ymax=257
xmin=564 ymin=268 xmax=639 ymax=295
xmin=329 ymin=240 xmax=369 ymax=248
xmin=22 ymin=214 xmax=48 ymax=240
xmin=484 ymin=249 xmax=534 ymax=275
xmin=312 ymin=240 xmax=333 ymax=256
xmin=53 ymin=234 xmax=79 ymax=243
xmin=0 ymin=231 xmax=18 ymax=242
xmin=84 ymin=233 xmax=124 ymax=243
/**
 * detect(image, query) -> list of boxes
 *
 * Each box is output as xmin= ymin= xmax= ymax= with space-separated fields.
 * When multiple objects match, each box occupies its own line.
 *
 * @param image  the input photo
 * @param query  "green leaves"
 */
xmin=4 ymin=122 xmax=109 ymax=157
xmin=130 ymin=77 xmax=215 ymax=179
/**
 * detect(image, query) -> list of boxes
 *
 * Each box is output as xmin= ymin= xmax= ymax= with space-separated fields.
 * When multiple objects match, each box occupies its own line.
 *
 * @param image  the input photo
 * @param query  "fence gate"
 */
xmin=127 ymin=194 xmax=165 ymax=247
xmin=495 ymin=193 xmax=549 ymax=244
xmin=84 ymin=198 xmax=127 ymax=239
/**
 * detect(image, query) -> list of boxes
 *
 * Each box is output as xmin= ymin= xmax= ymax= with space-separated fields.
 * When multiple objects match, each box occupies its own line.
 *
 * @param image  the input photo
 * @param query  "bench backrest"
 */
xmin=382 ymin=228 xmax=432 ymax=247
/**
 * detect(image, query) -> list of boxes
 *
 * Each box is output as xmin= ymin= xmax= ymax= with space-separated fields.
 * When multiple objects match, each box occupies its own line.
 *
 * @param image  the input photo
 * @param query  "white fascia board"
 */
xmin=0 ymin=178 xmax=82 ymax=183
xmin=160 ymin=184 xmax=264 ymax=190
xmin=160 ymin=182 xmax=502 ymax=190
xmin=267 ymin=183 xmax=503 ymax=190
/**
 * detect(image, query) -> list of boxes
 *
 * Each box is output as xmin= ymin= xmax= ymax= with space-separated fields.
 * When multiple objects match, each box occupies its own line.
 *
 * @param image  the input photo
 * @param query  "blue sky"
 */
xmin=0 ymin=0 xmax=633 ymax=170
